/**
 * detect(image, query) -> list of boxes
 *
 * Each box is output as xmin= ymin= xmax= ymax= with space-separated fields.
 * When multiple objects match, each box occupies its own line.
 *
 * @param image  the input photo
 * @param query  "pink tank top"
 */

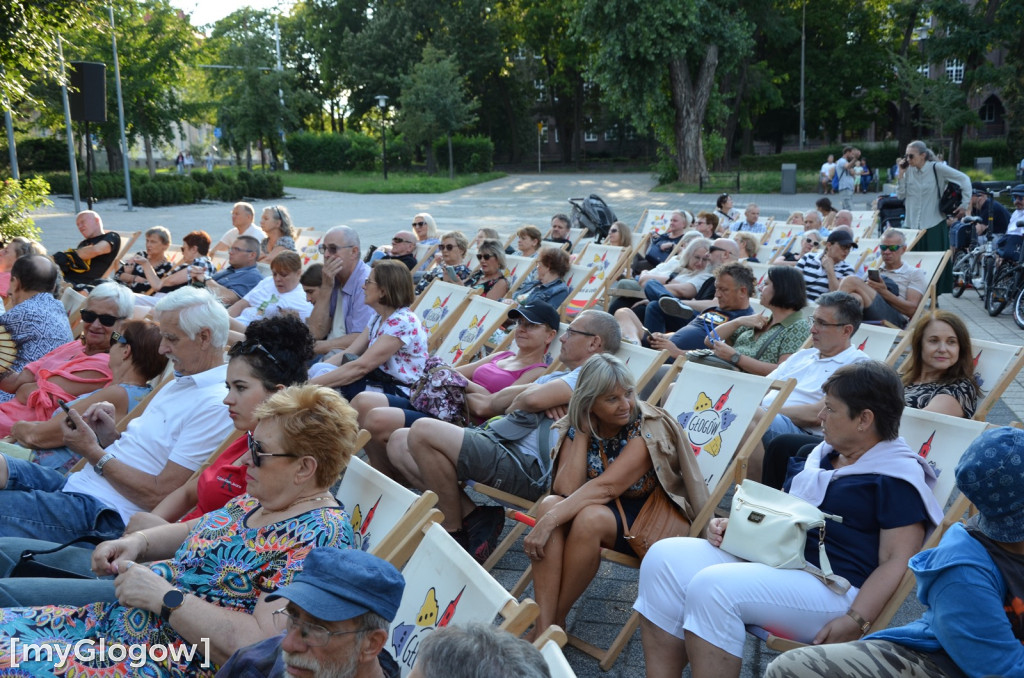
xmin=471 ymin=351 xmax=547 ymax=393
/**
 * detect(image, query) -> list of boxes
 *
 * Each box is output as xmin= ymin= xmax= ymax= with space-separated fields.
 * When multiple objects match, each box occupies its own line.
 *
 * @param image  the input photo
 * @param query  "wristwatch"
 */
xmin=728 ymin=352 xmax=742 ymax=366
xmin=161 ymin=589 xmax=186 ymax=622
xmin=94 ymin=453 xmax=116 ymax=476
xmin=846 ymin=608 xmax=871 ymax=636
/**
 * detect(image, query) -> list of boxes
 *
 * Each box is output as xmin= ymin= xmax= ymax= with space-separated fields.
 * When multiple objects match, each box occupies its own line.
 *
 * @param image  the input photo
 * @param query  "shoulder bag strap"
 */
xmin=599 ymin=441 xmax=634 ymax=538
xmin=751 ymin=322 xmax=789 ymax=362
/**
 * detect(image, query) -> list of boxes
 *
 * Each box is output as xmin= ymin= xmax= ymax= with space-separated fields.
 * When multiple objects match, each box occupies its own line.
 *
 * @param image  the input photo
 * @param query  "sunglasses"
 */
xmin=80 ymin=310 xmax=121 ymax=327
xmin=804 ymin=238 xmax=820 ymax=245
xmin=440 ymin=243 xmax=459 ymax=251
xmin=477 ymin=253 xmax=494 ymax=261
xmin=412 ymin=221 xmax=427 ymax=227
xmin=247 ymin=431 xmax=298 ymax=467
xmin=236 ymin=341 xmax=280 ymax=366
xmin=109 ymin=331 xmax=129 ymax=347
xmin=878 ymin=244 xmax=902 ymax=252
xmin=317 ymin=243 xmax=347 ymax=255
xmin=392 ymin=237 xmax=415 ymax=245
xmin=609 ymin=228 xmax=619 ymax=233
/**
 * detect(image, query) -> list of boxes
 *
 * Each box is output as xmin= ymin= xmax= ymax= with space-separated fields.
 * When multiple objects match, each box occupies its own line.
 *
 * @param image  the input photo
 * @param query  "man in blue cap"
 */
xmin=217 ymin=547 xmax=406 ymax=678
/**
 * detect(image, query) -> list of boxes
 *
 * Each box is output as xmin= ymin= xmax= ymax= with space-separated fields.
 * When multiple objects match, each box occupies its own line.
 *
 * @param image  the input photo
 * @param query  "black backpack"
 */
xmin=568 ymin=194 xmax=617 ymax=240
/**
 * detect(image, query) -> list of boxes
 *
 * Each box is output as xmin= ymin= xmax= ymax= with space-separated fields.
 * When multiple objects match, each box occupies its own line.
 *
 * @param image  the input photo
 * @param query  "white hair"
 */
xmin=88 ymin=282 xmax=134 ymax=318
xmin=155 ymin=286 xmax=230 ymax=349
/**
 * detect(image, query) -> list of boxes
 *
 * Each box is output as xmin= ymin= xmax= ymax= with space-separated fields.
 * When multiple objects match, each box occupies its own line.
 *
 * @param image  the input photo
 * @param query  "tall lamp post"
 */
xmin=375 ymin=95 xmax=389 ymax=180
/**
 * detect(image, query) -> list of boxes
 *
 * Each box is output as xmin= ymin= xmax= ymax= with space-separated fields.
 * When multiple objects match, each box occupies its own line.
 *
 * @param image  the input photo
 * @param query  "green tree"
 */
xmin=398 ymin=45 xmax=478 ymax=178
xmin=0 ymin=176 xmax=49 ymax=241
xmin=578 ymin=0 xmax=753 ymax=182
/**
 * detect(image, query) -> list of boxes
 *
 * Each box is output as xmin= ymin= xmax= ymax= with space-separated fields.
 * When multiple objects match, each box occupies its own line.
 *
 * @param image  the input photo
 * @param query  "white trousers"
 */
xmin=633 ymin=538 xmax=858 ymax=658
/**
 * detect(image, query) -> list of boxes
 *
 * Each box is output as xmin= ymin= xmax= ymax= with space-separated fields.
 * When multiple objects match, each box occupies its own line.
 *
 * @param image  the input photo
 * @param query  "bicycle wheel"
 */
xmin=986 ymin=265 xmax=1017 ymax=316
xmin=1014 ymin=283 xmax=1024 ymax=330
xmin=950 ymin=248 xmax=972 ymax=298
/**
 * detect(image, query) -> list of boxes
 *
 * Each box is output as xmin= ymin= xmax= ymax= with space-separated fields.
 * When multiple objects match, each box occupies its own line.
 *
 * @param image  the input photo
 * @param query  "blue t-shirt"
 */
xmin=784 ymin=452 xmax=931 ymax=588
xmin=212 ymin=264 xmax=263 ymax=298
xmin=667 ymin=306 xmax=755 ymax=351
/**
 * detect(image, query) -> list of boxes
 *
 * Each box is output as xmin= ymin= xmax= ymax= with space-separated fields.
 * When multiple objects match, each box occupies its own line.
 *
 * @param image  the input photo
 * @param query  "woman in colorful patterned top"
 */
xmin=0 ymin=383 xmax=356 ymax=676
xmin=310 ymin=260 xmax=429 ymax=400
xmin=706 ymin=265 xmax=812 ymax=375
xmin=898 ymin=310 xmax=980 ymax=418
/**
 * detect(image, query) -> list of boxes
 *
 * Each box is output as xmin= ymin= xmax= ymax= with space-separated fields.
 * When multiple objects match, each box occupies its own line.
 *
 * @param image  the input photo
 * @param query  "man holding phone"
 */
xmin=839 ymin=230 xmax=926 ymax=328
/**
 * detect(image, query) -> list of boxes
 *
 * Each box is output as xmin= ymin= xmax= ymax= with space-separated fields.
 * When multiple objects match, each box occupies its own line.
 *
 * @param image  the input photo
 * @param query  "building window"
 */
xmin=979 ymin=97 xmax=1001 ymax=123
xmin=945 ymin=59 xmax=963 ymax=84
xmin=584 ymin=130 xmax=598 ymax=142
xmin=534 ymin=79 xmax=546 ymax=102
xmin=604 ymin=126 xmax=618 ymax=142
xmin=916 ymin=63 xmax=930 ymax=77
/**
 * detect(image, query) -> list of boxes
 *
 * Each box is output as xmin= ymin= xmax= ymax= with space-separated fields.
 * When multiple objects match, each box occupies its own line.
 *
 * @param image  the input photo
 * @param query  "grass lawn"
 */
xmin=655 ymin=171 xmax=823 ymax=194
xmin=280 ymin=171 xmax=506 ymax=194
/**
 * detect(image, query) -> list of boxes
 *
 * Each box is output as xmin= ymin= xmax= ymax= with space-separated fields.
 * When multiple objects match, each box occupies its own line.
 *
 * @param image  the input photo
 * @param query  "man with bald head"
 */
xmin=307 ymin=226 xmax=373 ymax=356
xmin=0 ymin=255 xmax=72 ymax=391
xmin=833 ymin=210 xmax=854 ymax=229
xmin=381 ymin=230 xmax=418 ymax=270
xmin=55 ymin=211 xmax=121 ymax=290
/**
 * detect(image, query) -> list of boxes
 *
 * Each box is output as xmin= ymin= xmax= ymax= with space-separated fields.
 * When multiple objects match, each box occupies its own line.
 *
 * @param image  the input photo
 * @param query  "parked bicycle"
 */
xmin=950 ymin=216 xmax=988 ymax=299
xmin=987 ymin=226 xmax=1024 ymax=317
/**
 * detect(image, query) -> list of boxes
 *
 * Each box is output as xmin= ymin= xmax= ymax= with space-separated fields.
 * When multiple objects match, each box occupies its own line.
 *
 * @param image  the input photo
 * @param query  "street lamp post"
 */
xmin=375 ymin=95 xmax=389 ymax=180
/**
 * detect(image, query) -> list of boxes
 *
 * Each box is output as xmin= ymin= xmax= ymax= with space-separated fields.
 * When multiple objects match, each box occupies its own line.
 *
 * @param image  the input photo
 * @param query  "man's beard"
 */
xmin=282 ymin=649 xmax=360 ymax=678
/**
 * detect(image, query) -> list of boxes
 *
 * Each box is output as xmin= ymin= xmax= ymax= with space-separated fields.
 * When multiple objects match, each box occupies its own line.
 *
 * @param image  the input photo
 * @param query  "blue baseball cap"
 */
xmin=955 ymin=427 xmax=1024 ymax=543
xmin=267 ymin=548 xmax=405 ymax=622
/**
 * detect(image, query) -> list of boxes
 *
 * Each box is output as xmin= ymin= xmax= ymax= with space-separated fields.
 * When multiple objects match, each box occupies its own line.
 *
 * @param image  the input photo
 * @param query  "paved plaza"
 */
xmin=31 ymin=173 xmax=1024 ymax=676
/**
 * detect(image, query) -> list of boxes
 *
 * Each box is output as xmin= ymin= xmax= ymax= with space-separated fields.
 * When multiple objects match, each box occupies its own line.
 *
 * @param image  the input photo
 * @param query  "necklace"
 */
xmin=260 ymin=492 xmax=334 ymax=516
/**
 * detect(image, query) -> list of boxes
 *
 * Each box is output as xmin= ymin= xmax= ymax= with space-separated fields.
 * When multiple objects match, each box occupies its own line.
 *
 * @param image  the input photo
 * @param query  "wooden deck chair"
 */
xmin=413 ymin=243 xmax=438 ymax=272
xmin=412 ymin=279 xmax=476 ymax=342
xmin=385 ymin=522 xmax=540 ymax=676
xmin=556 ymin=361 xmax=797 ymax=670
xmin=165 ymin=244 xmax=184 ymax=266
xmin=294 ymin=230 xmax=326 ymax=268
xmin=503 ymin=254 xmax=540 ymax=296
xmin=892 ymin=227 xmax=925 ymax=250
xmin=852 ymin=323 xmax=903 ymax=363
xmin=968 ymin=339 xmax=1024 ymax=421
xmin=757 ymin=410 xmax=992 ymax=652
xmin=575 ymin=243 xmax=629 ymax=297
xmin=636 ymin=208 xmax=673 ymax=236
xmin=614 ymin=342 xmax=669 ymax=393
xmin=766 ymin=226 xmax=800 ymax=256
xmin=897 ymin=250 xmax=952 ymax=330
xmin=335 ymin=455 xmax=438 ymax=562
xmin=745 ymin=262 xmax=771 ymax=293
xmin=567 ymin=228 xmax=587 ymax=249
xmin=539 ymin=239 xmax=571 ymax=253
xmin=535 ymin=626 xmax=576 ymax=677
xmin=850 ymin=237 xmax=882 ymax=271
xmin=430 ymin=294 xmax=509 ymax=366
xmin=560 ymin=265 xmax=607 ymax=321
xmin=61 ymin=286 xmax=88 ymax=318
xmin=97 ymin=231 xmax=140 ymax=280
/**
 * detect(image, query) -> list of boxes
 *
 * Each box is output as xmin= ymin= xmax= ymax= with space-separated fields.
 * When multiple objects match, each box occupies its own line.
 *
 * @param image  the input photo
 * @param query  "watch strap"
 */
xmin=94 ymin=453 xmax=116 ymax=476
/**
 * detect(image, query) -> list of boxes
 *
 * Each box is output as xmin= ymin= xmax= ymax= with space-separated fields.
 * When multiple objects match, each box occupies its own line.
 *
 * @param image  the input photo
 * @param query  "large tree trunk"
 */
xmin=894 ymin=4 xmax=920 ymax=152
xmin=143 ymin=136 xmax=156 ymax=178
xmin=668 ymin=45 xmax=718 ymax=183
xmin=447 ymin=133 xmax=454 ymax=179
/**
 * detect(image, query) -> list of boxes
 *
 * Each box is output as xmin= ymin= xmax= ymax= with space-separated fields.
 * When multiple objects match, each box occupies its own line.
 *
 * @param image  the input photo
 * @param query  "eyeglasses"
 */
xmin=811 ymin=317 xmax=848 ymax=329
xmin=273 ymin=608 xmax=362 ymax=647
xmin=693 ymin=254 xmax=711 ymax=263
xmin=317 ymin=243 xmax=348 ymax=255
xmin=878 ymin=244 xmax=902 ymax=252
xmin=392 ymin=237 xmax=415 ymax=245
xmin=363 ymin=279 xmax=378 ymax=287
xmin=247 ymin=431 xmax=298 ymax=467
xmin=109 ymin=331 xmax=130 ymax=347
xmin=236 ymin=342 xmax=280 ymax=366
xmin=477 ymin=253 xmax=494 ymax=261
xmin=229 ymin=246 xmax=256 ymax=254
xmin=412 ymin=221 xmax=427 ymax=228
xmin=564 ymin=326 xmax=596 ymax=338
xmin=905 ymin=153 xmax=917 ymax=159
xmin=440 ymin=243 xmax=459 ymax=251
xmin=609 ymin=228 xmax=619 ymax=233
xmin=80 ymin=310 xmax=122 ymax=327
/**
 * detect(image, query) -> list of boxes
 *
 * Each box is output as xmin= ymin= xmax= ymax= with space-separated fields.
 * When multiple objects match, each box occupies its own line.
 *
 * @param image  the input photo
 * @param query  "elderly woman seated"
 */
xmin=415 ymin=230 xmax=473 ymax=295
xmin=3 ymin=320 xmax=167 ymax=475
xmin=0 ymin=282 xmax=133 ymax=436
xmin=0 ymin=384 xmax=356 ymax=675
xmin=635 ymin=361 xmax=943 ymax=678
xmin=114 ymin=226 xmax=173 ymax=294
xmin=765 ymin=426 xmax=1024 ymax=678
xmin=514 ymin=247 xmax=571 ymax=309
xmin=309 ymin=260 xmax=429 ymax=400
xmin=524 ymin=354 xmax=707 ymax=638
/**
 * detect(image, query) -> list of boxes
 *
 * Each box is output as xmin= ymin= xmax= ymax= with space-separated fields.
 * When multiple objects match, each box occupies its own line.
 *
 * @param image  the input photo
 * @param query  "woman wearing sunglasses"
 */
xmin=0 ymin=315 xmax=314 ymax=609
xmin=605 ymin=221 xmax=633 ymax=249
xmin=0 ymin=384 xmax=354 ymax=675
xmin=0 ymin=283 xmax=133 ymax=437
xmin=3 ymin=320 xmax=167 ymax=475
xmin=464 ymin=239 xmax=509 ymax=300
xmin=415 ymin=231 xmax=472 ymax=295
xmin=257 ymin=204 xmax=298 ymax=264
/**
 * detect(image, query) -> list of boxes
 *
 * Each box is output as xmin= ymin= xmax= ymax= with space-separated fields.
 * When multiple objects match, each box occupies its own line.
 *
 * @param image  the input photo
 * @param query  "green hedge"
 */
xmin=738 ymin=139 xmax=1017 ymax=172
xmin=0 ymin=137 xmax=70 ymax=173
xmin=27 ymin=169 xmax=282 ymax=206
xmin=287 ymin=130 xmax=407 ymax=173
xmin=432 ymin=134 xmax=494 ymax=173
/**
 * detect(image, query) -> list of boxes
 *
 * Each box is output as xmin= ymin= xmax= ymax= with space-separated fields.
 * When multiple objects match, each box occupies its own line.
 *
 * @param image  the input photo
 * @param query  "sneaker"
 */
xmin=658 ymin=297 xmax=695 ymax=320
xmin=464 ymin=506 xmax=505 ymax=565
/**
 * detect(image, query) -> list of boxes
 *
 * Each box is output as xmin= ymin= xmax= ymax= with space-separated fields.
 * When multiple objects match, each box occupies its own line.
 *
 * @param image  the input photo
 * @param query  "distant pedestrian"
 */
xmin=184 ymin=151 xmax=194 ymax=174
xmin=205 ymin=151 xmax=214 ymax=172
xmin=176 ymin=151 xmax=184 ymax=174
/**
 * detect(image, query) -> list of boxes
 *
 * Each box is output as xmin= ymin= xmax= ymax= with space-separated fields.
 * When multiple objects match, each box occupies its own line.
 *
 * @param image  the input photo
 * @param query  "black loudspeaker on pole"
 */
xmin=69 ymin=62 xmax=107 ymax=123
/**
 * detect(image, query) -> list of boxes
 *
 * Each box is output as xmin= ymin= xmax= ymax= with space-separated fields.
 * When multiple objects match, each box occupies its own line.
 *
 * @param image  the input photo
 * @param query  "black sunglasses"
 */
xmin=392 ymin=237 xmax=414 ymax=245
xmin=236 ymin=342 xmax=280 ymax=366
xmin=440 ymin=243 xmax=459 ymax=251
xmin=247 ymin=431 xmax=298 ymax=467
xmin=412 ymin=221 xmax=427 ymax=227
xmin=109 ymin=331 xmax=130 ymax=348
xmin=80 ymin=310 xmax=121 ymax=327
xmin=477 ymin=253 xmax=494 ymax=261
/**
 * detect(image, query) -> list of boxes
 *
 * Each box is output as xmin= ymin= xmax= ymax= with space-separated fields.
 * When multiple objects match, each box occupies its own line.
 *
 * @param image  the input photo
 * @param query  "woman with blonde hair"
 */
xmin=465 ymin=239 xmax=509 ymax=299
xmin=258 ymin=205 xmax=297 ymax=263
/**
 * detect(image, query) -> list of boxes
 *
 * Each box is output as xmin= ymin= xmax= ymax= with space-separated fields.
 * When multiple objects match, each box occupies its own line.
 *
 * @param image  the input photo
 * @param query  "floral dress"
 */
xmin=0 ymin=494 xmax=352 ymax=676
xmin=369 ymin=307 xmax=429 ymax=394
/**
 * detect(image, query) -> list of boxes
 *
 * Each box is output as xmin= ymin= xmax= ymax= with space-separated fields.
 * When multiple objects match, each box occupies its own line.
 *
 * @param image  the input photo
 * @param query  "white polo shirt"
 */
xmin=761 ymin=345 xmax=870 ymax=433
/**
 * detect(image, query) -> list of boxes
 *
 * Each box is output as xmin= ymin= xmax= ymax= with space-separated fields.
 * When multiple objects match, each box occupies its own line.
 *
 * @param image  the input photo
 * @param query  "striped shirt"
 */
xmin=796 ymin=252 xmax=855 ymax=301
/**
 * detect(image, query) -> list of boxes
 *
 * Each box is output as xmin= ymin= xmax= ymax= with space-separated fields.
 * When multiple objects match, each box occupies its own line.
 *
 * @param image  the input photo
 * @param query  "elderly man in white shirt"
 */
xmin=211 ymin=202 xmax=267 ymax=255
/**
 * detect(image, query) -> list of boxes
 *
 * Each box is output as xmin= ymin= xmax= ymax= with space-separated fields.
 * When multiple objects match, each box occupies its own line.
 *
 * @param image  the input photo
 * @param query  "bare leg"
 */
xmin=615 ymin=308 xmax=645 ymax=344
xmin=528 ymin=495 xmax=569 ymax=634
xmin=550 ymin=504 xmax=617 ymax=626
xmin=837 ymin=275 xmax=874 ymax=308
xmin=359 ymin=399 xmax=410 ymax=482
xmin=686 ymin=633 xmax=741 ymax=678
xmin=744 ymin=407 xmax=766 ymax=482
xmin=405 ymin=419 xmax=471 ymax=531
xmin=351 ymin=392 xmax=389 ymax=428
xmin=640 ymin=615 xmax=688 ymax=678
xmin=385 ymin=429 xmax=421 ymax=487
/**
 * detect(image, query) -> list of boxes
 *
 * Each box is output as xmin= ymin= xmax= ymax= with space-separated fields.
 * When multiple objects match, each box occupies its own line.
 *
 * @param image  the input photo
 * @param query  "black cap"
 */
xmin=508 ymin=301 xmax=560 ymax=330
xmin=971 ymin=182 xmax=990 ymax=196
xmin=826 ymin=230 xmax=858 ymax=248
xmin=1012 ymin=184 xmax=1024 ymax=198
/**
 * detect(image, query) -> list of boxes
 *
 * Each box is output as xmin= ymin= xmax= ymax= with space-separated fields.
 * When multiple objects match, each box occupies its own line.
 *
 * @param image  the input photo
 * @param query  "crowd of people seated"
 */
xmin=0 ymin=191 xmax=1013 ymax=678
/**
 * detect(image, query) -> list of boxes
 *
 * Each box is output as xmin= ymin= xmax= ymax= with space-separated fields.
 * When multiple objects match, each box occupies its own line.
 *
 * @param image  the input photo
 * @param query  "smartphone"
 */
xmin=57 ymin=398 xmax=76 ymax=430
xmin=868 ymin=269 xmax=882 ymax=282
xmin=445 ymin=265 xmax=457 ymax=279
xmin=899 ymin=158 xmax=910 ymax=170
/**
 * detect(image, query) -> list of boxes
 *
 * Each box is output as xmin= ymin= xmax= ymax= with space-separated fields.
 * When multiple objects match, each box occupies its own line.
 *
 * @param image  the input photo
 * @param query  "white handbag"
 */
xmin=719 ymin=480 xmax=849 ymax=593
